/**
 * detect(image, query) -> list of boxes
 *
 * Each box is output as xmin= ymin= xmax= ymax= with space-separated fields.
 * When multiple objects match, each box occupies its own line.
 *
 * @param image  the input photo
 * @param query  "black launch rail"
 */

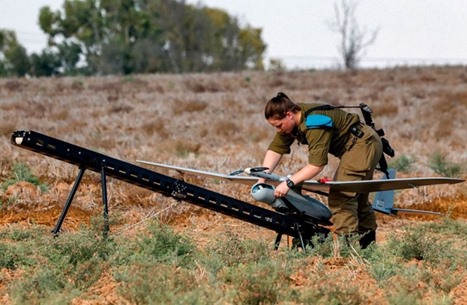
xmin=11 ymin=130 xmax=329 ymax=249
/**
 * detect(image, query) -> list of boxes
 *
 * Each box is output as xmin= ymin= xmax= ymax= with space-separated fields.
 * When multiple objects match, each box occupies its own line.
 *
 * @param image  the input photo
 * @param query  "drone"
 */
xmin=137 ymin=161 xmax=460 ymax=218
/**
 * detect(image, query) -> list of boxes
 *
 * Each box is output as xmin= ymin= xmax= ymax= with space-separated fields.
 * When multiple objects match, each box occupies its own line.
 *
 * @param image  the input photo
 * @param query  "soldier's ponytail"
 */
xmin=265 ymin=92 xmax=301 ymax=120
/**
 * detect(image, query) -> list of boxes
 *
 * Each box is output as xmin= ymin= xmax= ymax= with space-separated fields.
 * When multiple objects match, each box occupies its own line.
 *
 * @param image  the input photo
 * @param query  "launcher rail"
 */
xmin=11 ymin=130 xmax=329 ymax=248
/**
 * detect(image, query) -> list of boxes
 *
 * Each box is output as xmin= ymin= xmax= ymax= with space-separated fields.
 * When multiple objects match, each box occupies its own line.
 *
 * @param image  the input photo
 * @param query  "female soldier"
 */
xmin=261 ymin=92 xmax=383 ymax=249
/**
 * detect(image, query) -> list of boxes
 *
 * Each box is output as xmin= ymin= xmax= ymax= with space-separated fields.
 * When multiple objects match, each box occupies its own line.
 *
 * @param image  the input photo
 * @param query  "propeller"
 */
xmin=229 ymin=167 xmax=269 ymax=176
xmin=229 ymin=169 xmax=245 ymax=176
xmin=248 ymin=167 xmax=269 ymax=173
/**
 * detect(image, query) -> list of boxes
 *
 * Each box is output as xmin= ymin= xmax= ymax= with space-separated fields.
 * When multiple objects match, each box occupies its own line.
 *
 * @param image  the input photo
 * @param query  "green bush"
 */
xmin=135 ymin=220 xmax=195 ymax=265
xmin=113 ymin=221 xmax=214 ymax=304
xmin=363 ymin=244 xmax=403 ymax=283
xmin=205 ymin=231 xmax=271 ymax=267
xmin=0 ymin=225 xmax=47 ymax=269
xmin=429 ymin=153 xmax=462 ymax=177
xmin=10 ymin=268 xmax=74 ymax=305
xmin=387 ymin=227 xmax=458 ymax=265
xmin=0 ymin=243 xmax=36 ymax=270
xmin=115 ymin=263 xmax=215 ymax=304
xmin=3 ymin=226 xmax=115 ymax=303
xmin=1 ymin=218 xmax=466 ymax=304
xmin=389 ymin=155 xmax=415 ymax=173
xmin=2 ymin=162 xmax=48 ymax=192
xmin=299 ymin=283 xmax=363 ymax=305
xmin=362 ymin=223 xmax=465 ymax=304
xmin=420 ymin=217 xmax=467 ymax=240
xmin=221 ymin=260 xmax=285 ymax=305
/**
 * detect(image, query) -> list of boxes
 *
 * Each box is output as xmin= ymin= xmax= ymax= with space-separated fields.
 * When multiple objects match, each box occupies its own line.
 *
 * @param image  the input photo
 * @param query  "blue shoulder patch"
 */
xmin=305 ymin=114 xmax=333 ymax=129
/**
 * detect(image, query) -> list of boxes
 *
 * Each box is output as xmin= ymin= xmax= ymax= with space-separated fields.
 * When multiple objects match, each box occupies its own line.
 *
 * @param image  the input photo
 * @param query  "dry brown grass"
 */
xmin=0 ymin=67 xmax=465 ymax=214
xmin=0 ymin=67 xmax=465 ymax=304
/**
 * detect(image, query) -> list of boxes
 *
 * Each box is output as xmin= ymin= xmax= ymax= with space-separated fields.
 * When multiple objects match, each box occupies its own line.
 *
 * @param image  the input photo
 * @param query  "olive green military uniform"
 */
xmin=268 ymin=103 xmax=383 ymax=235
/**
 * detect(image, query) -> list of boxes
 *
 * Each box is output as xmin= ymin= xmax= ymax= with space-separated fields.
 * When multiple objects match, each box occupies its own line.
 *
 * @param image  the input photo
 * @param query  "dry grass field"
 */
xmin=0 ymin=66 xmax=466 ymax=304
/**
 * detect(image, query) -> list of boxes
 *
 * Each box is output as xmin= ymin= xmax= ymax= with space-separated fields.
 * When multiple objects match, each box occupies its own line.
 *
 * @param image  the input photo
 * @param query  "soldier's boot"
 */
xmin=359 ymin=230 xmax=376 ymax=249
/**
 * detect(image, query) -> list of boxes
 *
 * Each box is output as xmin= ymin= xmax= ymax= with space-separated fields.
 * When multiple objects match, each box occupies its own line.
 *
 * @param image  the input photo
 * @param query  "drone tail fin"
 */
xmin=371 ymin=169 xmax=443 ymax=216
xmin=372 ymin=169 xmax=396 ymax=215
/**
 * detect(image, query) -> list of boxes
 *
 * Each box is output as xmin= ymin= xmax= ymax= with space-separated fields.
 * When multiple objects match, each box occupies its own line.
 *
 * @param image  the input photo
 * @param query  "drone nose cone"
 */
xmin=251 ymin=183 xmax=276 ymax=204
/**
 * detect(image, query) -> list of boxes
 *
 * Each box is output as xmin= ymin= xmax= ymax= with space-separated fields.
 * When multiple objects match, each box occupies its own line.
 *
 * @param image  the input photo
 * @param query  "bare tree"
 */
xmin=329 ymin=0 xmax=379 ymax=70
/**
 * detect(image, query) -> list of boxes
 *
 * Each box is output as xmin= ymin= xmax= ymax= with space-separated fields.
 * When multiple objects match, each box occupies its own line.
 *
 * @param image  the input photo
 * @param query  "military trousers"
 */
xmin=328 ymin=124 xmax=383 ymax=235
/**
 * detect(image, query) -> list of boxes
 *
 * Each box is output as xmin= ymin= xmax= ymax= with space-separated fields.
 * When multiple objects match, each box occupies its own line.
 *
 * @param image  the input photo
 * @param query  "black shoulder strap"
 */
xmin=303 ymin=104 xmax=335 ymax=117
xmin=304 ymin=104 xmax=365 ymax=117
xmin=358 ymin=103 xmax=395 ymax=179
xmin=304 ymin=103 xmax=395 ymax=179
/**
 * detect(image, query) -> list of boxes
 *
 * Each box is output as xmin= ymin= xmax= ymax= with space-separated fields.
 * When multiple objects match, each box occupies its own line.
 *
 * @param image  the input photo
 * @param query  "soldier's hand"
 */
xmin=274 ymin=181 xmax=289 ymax=198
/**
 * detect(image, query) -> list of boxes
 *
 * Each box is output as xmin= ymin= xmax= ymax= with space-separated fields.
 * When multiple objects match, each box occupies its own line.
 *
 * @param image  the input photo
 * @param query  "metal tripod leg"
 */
xmin=274 ymin=233 xmax=282 ymax=250
xmin=52 ymin=167 xmax=86 ymax=236
xmin=294 ymin=222 xmax=306 ymax=252
xmin=101 ymin=164 xmax=109 ymax=238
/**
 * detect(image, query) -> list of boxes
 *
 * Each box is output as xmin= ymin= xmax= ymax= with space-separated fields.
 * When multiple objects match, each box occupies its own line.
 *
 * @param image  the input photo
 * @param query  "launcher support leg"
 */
xmin=52 ymin=167 xmax=86 ymax=236
xmin=274 ymin=233 xmax=282 ymax=250
xmin=101 ymin=164 xmax=109 ymax=238
xmin=294 ymin=222 xmax=306 ymax=252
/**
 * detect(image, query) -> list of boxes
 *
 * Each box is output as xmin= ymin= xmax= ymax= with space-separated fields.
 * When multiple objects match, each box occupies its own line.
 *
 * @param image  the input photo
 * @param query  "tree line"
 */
xmin=0 ymin=0 xmax=266 ymax=77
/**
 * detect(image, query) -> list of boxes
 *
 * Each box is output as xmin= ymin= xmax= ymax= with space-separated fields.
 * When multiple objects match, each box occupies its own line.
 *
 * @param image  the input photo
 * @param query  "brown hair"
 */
xmin=264 ymin=92 xmax=301 ymax=119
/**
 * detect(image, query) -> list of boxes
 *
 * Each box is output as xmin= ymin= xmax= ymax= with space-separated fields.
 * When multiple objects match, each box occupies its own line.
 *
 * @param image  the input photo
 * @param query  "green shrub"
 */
xmin=420 ymin=217 xmax=467 ymax=240
xmin=205 ymin=231 xmax=271 ymax=267
xmin=113 ymin=222 xmax=223 ymax=304
xmin=1 ymin=217 xmax=465 ymax=304
xmin=115 ymin=263 xmax=214 ymax=304
xmin=45 ymin=231 xmax=114 ymax=267
xmin=365 ymin=220 xmax=466 ymax=288
xmin=363 ymin=244 xmax=403 ymax=283
xmin=6 ymin=227 xmax=115 ymax=303
xmin=387 ymin=285 xmax=422 ymax=305
xmin=2 ymin=162 xmax=48 ymax=192
xmin=429 ymin=153 xmax=462 ymax=177
xmin=115 ymin=220 xmax=196 ymax=268
xmin=10 ymin=268 xmax=74 ymax=305
xmin=0 ymin=243 xmax=36 ymax=269
xmin=221 ymin=260 xmax=285 ymax=305
xmin=0 ymin=225 xmax=47 ymax=269
xmin=389 ymin=155 xmax=415 ymax=173
xmin=299 ymin=283 xmax=363 ymax=305
xmin=386 ymin=227 xmax=457 ymax=264
xmin=0 ymin=223 xmax=47 ymax=241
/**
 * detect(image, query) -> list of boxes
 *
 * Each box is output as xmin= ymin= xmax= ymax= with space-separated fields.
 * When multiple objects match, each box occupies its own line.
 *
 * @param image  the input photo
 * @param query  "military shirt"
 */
xmin=267 ymin=103 xmax=361 ymax=166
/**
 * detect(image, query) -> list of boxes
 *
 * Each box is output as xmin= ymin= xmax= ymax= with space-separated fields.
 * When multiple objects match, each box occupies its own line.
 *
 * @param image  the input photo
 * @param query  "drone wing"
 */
xmin=136 ymin=160 xmax=258 ymax=185
xmin=136 ymin=160 xmax=464 ymax=193
xmin=321 ymin=177 xmax=464 ymax=193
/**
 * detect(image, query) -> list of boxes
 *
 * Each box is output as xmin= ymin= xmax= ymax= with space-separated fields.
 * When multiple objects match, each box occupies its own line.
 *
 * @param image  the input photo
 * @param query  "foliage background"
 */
xmin=1 ymin=0 xmax=266 ymax=77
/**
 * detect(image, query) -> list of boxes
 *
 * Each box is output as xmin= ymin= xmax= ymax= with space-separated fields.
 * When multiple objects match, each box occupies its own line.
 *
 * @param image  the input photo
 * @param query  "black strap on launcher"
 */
xmin=304 ymin=103 xmax=395 ymax=178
